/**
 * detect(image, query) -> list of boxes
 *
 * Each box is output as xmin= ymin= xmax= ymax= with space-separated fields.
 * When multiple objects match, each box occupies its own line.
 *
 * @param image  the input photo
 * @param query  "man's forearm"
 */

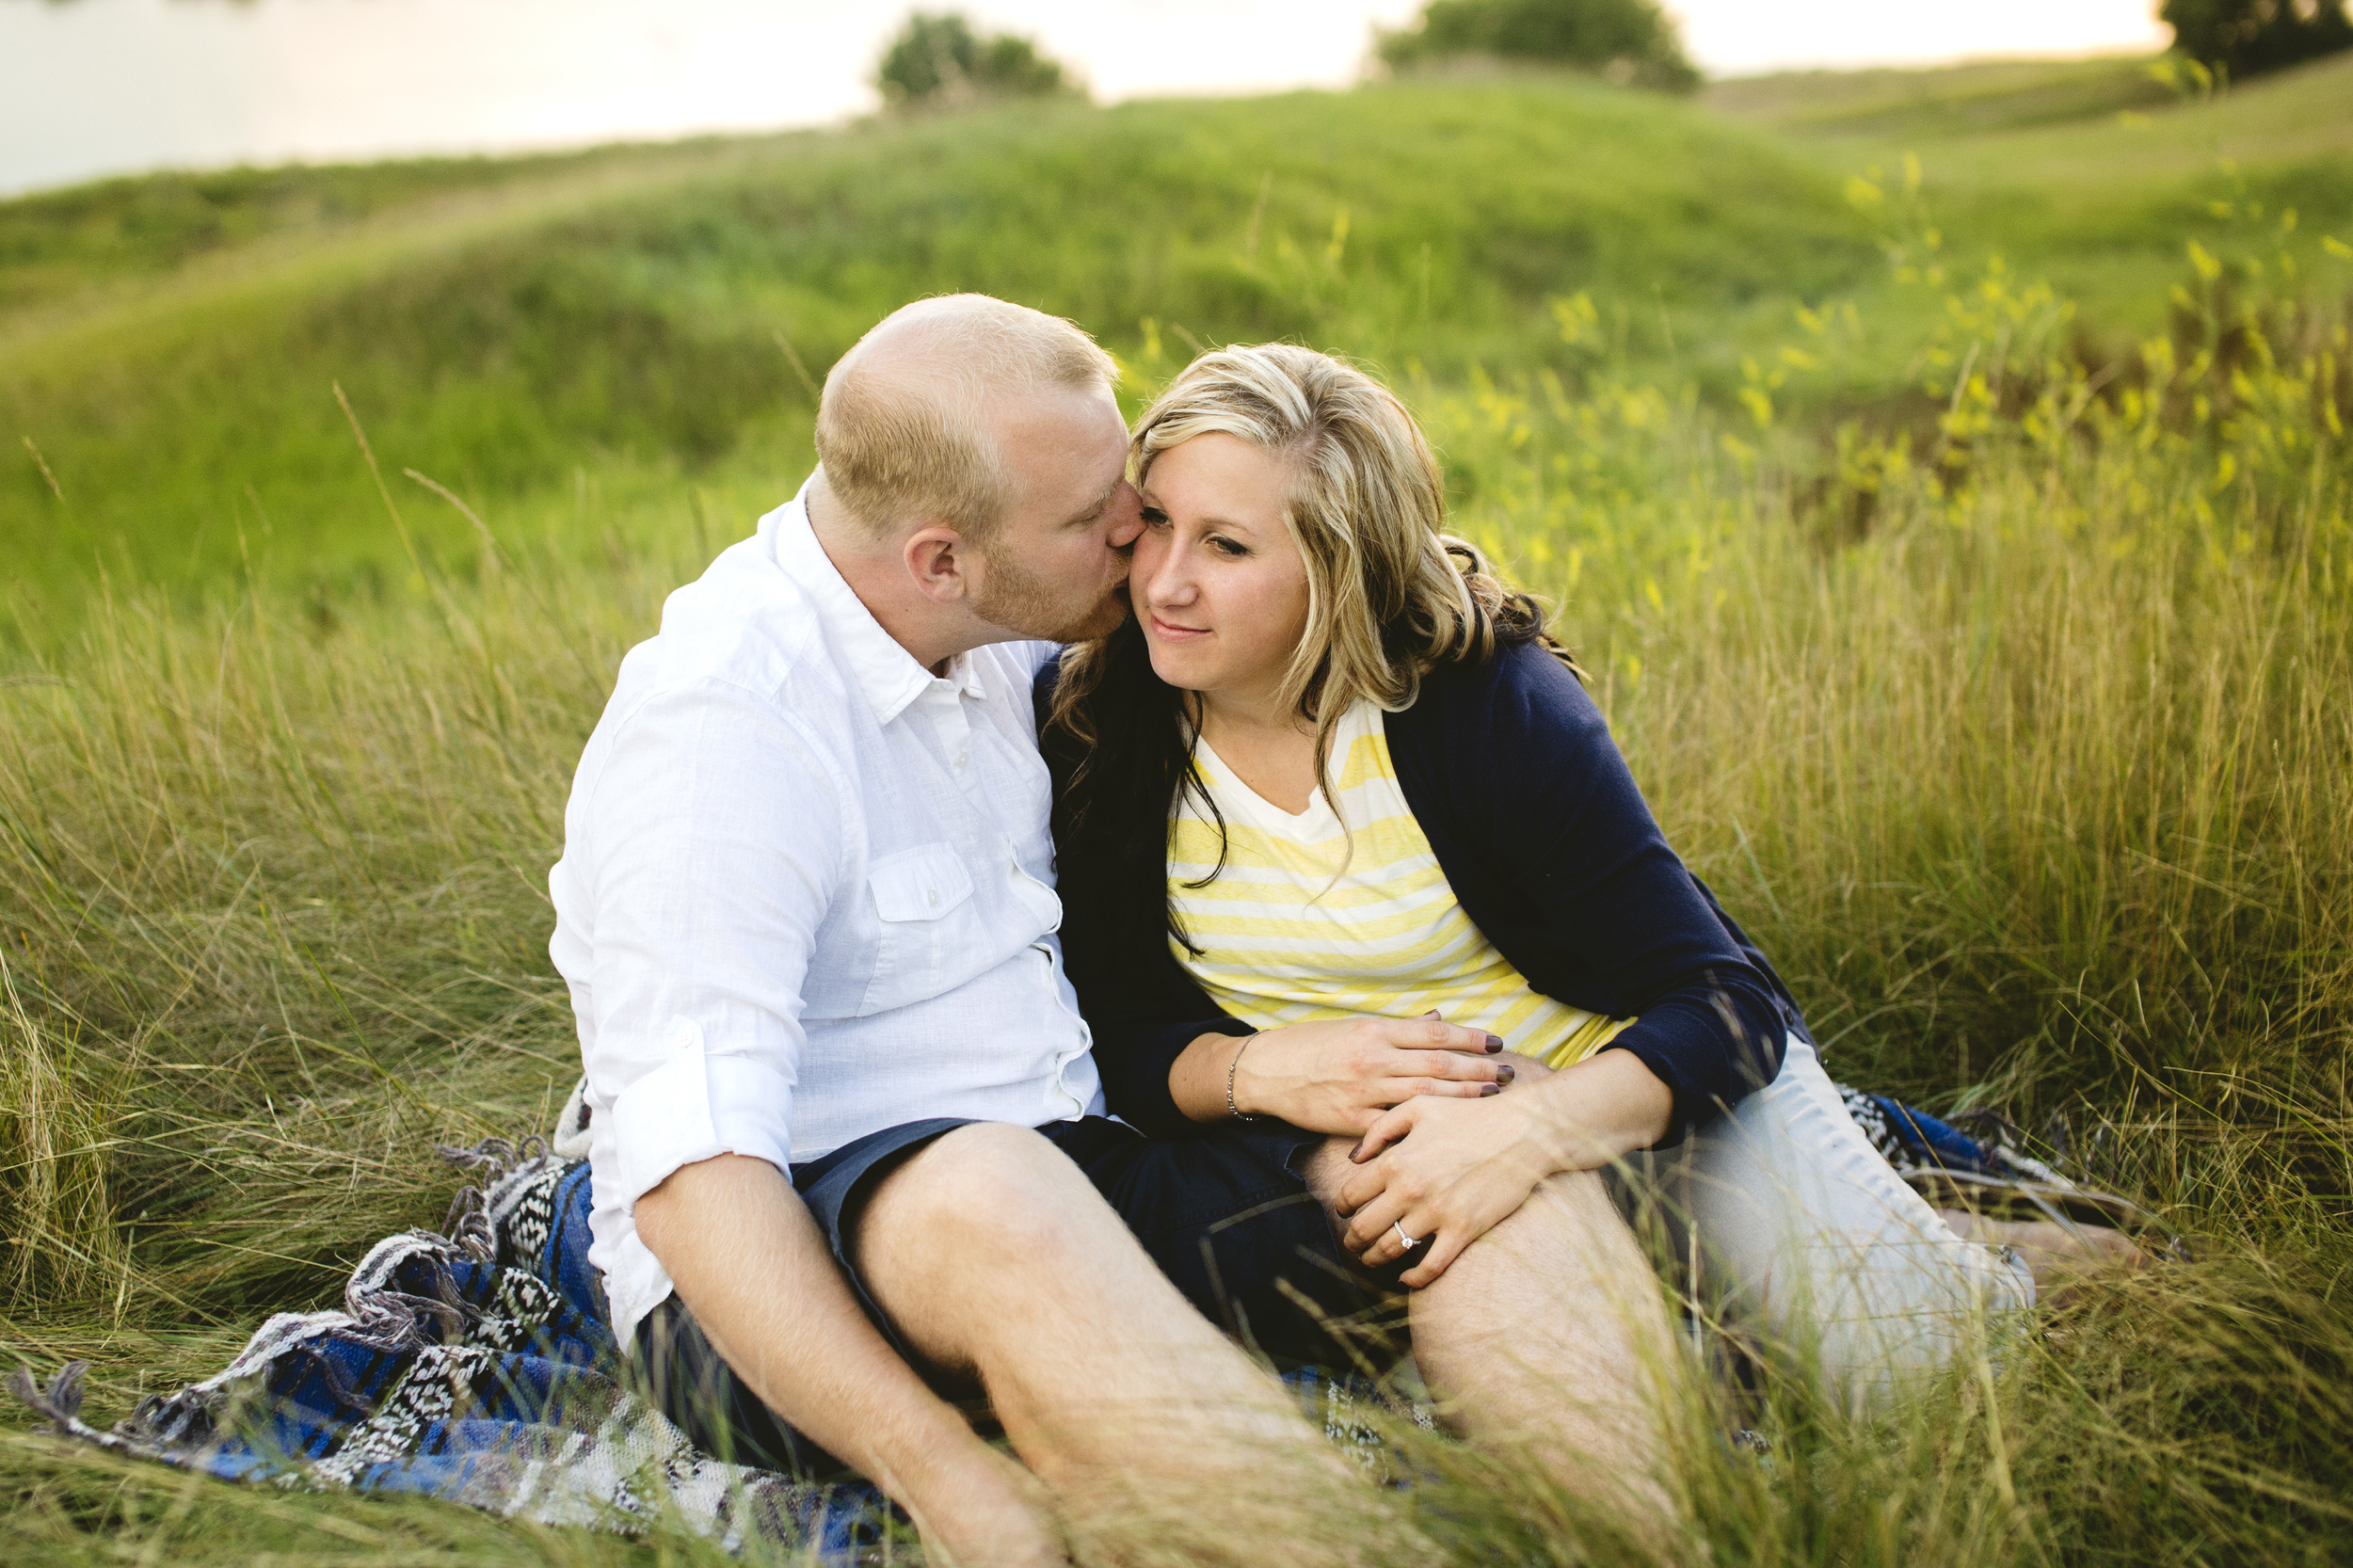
xmin=633 ymin=1154 xmax=990 ymax=1505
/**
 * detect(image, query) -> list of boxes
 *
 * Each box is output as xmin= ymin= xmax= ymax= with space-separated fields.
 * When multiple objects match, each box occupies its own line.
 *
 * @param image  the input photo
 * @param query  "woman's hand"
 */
xmin=1334 ymin=1093 xmax=1553 ymax=1288
xmin=1337 ymin=1048 xmax=1673 ymax=1287
xmin=1220 ymin=1015 xmax=1514 ymax=1135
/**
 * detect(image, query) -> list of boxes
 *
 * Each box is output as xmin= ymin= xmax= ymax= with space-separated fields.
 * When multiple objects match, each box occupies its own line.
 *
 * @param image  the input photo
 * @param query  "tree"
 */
xmin=1376 ymin=0 xmax=1700 ymax=93
xmin=875 ymin=11 xmax=1080 ymax=108
xmin=2161 ymin=0 xmax=2353 ymax=78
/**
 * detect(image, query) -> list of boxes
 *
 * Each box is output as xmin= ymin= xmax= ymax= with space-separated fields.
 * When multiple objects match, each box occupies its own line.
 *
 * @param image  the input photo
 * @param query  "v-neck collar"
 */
xmin=1192 ymin=729 xmax=1338 ymax=838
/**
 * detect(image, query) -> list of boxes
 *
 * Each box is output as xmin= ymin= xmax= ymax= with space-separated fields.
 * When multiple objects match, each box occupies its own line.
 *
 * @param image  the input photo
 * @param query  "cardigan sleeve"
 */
xmin=1395 ymin=644 xmax=1791 ymax=1142
xmin=1064 ymin=941 xmax=1254 ymax=1139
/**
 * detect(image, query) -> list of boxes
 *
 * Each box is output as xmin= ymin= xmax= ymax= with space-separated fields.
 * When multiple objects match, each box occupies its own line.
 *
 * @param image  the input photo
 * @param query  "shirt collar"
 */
xmin=772 ymin=482 xmax=986 ymax=726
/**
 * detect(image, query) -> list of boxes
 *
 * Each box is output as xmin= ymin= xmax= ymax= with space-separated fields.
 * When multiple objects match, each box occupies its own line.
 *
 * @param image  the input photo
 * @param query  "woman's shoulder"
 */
xmin=1397 ymin=638 xmax=1602 ymax=747
xmin=1381 ymin=642 xmax=1616 ymax=838
xmin=1033 ymin=648 xmax=1068 ymax=697
xmin=1031 ymin=648 xmax=1069 ymax=735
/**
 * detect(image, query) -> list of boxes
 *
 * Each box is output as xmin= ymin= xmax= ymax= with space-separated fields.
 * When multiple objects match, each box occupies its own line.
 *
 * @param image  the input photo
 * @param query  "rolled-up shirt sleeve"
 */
xmin=576 ymin=676 xmax=843 ymax=1211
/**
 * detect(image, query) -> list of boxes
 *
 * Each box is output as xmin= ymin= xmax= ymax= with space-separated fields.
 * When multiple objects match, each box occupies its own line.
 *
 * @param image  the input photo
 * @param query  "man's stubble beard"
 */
xmin=973 ymin=539 xmax=1131 ymax=645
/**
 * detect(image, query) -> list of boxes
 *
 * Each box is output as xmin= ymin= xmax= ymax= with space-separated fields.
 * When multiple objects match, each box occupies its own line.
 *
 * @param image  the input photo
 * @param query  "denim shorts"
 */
xmin=631 ymin=1115 xmax=1409 ymax=1478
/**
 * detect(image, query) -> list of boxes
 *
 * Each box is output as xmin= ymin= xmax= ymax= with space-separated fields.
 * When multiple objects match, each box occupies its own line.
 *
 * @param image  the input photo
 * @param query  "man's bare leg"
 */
xmin=637 ymin=1154 xmax=1064 ymax=1568
xmin=853 ymin=1123 xmax=1379 ymax=1563
xmin=1302 ymin=1142 xmax=1683 ymax=1529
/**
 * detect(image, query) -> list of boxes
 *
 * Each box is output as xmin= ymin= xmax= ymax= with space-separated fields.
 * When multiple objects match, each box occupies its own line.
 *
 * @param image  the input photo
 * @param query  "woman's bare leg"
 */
xmin=1933 ymin=1208 xmax=2148 ymax=1306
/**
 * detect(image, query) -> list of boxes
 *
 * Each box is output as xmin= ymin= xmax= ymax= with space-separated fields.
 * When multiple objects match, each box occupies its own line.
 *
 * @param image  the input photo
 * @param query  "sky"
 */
xmin=0 ymin=0 xmax=2174 ymax=196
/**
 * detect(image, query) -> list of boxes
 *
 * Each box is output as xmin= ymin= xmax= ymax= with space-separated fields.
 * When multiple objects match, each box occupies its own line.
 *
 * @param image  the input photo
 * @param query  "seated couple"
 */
xmin=551 ymin=295 xmax=2069 ymax=1564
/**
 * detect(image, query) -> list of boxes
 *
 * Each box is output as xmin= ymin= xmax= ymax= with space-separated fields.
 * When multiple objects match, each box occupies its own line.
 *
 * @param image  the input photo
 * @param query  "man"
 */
xmin=549 ymin=295 xmax=1668 ymax=1566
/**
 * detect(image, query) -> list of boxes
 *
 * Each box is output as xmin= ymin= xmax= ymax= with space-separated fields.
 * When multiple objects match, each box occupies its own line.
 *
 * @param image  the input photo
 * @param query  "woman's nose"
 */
xmin=1139 ymin=537 xmax=1195 ymax=609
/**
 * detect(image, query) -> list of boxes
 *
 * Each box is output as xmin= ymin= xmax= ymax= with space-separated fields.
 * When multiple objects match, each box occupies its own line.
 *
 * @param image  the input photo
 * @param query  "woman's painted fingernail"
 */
xmin=1484 ymin=1034 xmax=1505 ymax=1052
xmin=1496 ymin=1063 xmax=1516 ymax=1085
xmin=1481 ymin=1083 xmax=1501 ymax=1096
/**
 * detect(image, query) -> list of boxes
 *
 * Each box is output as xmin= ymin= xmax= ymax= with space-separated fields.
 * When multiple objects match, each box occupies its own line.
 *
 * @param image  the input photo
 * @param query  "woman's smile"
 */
xmin=1147 ymin=614 xmax=1210 ymax=642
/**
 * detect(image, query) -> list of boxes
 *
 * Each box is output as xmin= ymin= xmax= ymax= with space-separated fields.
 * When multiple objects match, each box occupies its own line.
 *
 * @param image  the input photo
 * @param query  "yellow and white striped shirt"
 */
xmin=1168 ymin=700 xmax=1633 ymax=1068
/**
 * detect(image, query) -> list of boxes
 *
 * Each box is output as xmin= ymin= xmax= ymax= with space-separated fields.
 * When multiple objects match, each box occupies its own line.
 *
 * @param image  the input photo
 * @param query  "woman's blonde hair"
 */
xmin=1047 ymin=344 xmax=1565 ymax=944
xmin=1141 ymin=344 xmax=1497 ymax=723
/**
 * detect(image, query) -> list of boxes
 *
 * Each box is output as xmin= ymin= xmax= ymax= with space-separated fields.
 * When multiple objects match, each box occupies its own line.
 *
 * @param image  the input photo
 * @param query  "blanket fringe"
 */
xmin=436 ymin=1136 xmax=548 ymax=1186
xmin=9 ymin=1359 xmax=89 ymax=1432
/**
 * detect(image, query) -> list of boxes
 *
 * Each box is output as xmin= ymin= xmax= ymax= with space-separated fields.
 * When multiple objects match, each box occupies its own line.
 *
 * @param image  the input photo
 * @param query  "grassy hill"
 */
xmin=1 ymin=82 xmax=1873 ymax=629
xmin=1703 ymin=52 xmax=2180 ymax=137
xmin=6 ymin=61 xmax=2349 ymax=633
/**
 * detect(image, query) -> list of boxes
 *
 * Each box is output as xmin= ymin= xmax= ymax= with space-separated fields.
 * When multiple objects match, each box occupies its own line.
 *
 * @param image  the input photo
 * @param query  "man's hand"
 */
xmin=900 ymin=1441 xmax=1070 ymax=1568
xmin=1182 ymin=1015 xmax=1513 ymax=1133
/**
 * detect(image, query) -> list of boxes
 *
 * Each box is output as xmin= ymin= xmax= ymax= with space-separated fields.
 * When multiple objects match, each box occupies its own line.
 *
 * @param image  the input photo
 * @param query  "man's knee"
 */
xmin=1436 ymin=1168 xmax=1645 ymax=1296
xmin=1519 ymin=1168 xmax=1650 ymax=1265
xmin=1538 ymin=1167 xmax=1623 ymax=1228
xmin=858 ymin=1123 xmax=1103 ymax=1279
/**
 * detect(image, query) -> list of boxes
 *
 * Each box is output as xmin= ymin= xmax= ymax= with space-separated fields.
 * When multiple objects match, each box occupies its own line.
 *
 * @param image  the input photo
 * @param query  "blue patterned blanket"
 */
xmin=8 ymin=1090 xmax=2054 ymax=1556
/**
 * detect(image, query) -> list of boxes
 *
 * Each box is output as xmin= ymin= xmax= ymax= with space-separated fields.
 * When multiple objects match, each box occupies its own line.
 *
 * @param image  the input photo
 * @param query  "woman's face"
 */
xmin=1131 ymin=432 xmax=1310 ymax=706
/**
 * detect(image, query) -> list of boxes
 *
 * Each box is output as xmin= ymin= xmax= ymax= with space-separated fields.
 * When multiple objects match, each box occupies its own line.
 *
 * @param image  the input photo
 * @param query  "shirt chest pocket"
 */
xmin=859 ymin=843 xmax=980 ymax=1016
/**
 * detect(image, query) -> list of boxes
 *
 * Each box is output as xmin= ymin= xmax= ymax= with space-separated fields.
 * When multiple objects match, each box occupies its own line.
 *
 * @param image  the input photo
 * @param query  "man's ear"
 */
xmin=902 ymin=525 xmax=972 ymax=605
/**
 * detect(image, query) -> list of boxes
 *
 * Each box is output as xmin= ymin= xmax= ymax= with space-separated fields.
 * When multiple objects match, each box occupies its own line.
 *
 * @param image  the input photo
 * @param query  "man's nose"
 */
xmin=1106 ymin=486 xmax=1145 ymax=551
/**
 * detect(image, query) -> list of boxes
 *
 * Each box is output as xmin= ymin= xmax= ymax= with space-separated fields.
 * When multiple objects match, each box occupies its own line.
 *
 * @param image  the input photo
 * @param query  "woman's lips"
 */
xmin=1148 ymin=615 xmax=1210 ymax=642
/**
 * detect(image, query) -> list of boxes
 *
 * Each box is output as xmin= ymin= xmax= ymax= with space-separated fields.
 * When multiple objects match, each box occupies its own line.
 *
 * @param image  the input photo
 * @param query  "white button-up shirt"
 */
xmin=548 ymin=488 xmax=1103 ymax=1348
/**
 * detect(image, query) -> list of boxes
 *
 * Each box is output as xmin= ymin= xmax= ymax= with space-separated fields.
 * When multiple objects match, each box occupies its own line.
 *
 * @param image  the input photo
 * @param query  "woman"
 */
xmin=1042 ymin=343 xmax=2043 ymax=1416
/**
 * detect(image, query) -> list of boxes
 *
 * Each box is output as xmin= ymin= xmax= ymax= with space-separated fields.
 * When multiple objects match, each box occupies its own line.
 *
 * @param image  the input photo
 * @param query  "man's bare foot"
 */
xmin=1934 ymin=1208 xmax=2150 ymax=1306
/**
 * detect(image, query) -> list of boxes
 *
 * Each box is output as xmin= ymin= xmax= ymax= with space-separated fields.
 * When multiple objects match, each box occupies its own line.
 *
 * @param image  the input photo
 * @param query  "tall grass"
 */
xmin=5 ymin=142 xmax=2352 ymax=1568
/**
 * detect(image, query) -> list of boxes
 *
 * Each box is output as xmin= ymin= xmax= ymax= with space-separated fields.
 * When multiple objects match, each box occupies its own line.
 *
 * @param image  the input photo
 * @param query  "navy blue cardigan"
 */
xmin=1039 ymin=640 xmax=1808 ymax=1144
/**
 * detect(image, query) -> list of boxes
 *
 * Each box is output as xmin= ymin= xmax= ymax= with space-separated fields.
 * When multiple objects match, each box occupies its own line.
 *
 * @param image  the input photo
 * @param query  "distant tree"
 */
xmin=2161 ymin=0 xmax=2353 ymax=77
xmin=1376 ymin=0 xmax=1700 ymax=93
xmin=875 ymin=12 xmax=1080 ymax=108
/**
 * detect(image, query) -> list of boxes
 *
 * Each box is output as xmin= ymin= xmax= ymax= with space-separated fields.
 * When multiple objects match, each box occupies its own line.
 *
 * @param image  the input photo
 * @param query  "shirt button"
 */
xmin=926 ymin=889 xmax=939 ymax=907
xmin=954 ymin=751 xmax=968 ymax=769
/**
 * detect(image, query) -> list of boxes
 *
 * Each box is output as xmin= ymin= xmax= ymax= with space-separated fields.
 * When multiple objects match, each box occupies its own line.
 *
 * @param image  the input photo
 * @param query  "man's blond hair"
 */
xmin=814 ymin=295 xmax=1118 ymax=539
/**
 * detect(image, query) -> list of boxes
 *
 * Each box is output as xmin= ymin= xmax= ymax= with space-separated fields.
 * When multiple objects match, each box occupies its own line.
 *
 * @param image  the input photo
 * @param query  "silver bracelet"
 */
xmin=1225 ymin=1033 xmax=1262 ymax=1122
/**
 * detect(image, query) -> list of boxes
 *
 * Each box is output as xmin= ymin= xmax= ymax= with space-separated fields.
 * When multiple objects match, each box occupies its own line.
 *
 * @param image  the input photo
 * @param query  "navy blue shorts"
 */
xmin=631 ymin=1115 xmax=1409 ymax=1478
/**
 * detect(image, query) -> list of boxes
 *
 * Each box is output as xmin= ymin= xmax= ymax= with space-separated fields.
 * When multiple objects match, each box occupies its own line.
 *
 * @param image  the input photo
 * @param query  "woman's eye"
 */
xmin=1209 ymin=536 xmax=1249 ymax=558
xmin=1140 ymin=506 xmax=1171 ymax=528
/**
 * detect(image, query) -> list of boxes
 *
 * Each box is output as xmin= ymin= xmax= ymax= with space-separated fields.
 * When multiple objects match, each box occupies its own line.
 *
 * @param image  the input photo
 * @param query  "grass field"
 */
xmin=4 ymin=46 xmax=2353 ymax=1568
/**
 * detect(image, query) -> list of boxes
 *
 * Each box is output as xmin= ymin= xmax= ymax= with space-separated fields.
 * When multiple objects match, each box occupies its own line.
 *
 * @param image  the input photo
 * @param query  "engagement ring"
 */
xmin=1393 ymin=1221 xmax=1421 ymax=1250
